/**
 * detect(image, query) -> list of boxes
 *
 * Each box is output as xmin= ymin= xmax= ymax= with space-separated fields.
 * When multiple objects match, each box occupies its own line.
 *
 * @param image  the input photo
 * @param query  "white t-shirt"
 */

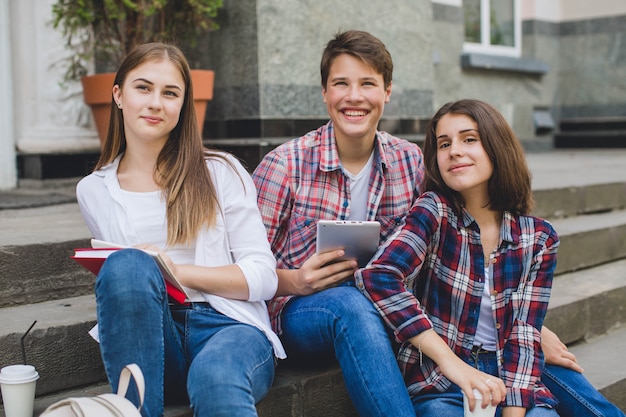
xmin=120 ymin=189 xmax=195 ymax=266
xmin=473 ymin=264 xmax=497 ymax=351
xmin=76 ymin=153 xmax=285 ymax=358
xmin=344 ymin=151 xmax=374 ymax=221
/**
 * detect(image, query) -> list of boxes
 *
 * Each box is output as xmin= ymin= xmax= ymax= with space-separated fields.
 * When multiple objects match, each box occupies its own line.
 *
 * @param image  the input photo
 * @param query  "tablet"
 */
xmin=316 ymin=220 xmax=381 ymax=267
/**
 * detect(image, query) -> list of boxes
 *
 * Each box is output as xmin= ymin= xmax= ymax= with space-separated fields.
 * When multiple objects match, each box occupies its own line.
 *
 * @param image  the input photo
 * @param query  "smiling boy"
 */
xmin=252 ymin=30 xmax=423 ymax=416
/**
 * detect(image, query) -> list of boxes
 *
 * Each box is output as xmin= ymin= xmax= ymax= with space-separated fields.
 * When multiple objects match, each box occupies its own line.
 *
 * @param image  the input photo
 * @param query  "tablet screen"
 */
xmin=316 ymin=220 xmax=381 ymax=267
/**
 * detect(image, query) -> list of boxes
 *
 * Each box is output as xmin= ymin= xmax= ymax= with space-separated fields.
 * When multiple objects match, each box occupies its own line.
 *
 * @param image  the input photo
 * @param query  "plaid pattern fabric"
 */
xmin=355 ymin=191 xmax=559 ymax=409
xmin=252 ymin=121 xmax=424 ymax=333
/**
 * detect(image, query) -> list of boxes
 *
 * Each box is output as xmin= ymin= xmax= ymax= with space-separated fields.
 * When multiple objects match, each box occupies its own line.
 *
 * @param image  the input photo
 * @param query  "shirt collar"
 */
xmin=319 ymin=121 xmax=388 ymax=173
xmin=462 ymin=208 xmax=518 ymax=245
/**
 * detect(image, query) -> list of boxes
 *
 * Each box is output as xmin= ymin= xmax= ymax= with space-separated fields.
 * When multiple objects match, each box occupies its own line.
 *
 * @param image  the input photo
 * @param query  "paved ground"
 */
xmin=526 ymin=149 xmax=626 ymax=189
xmin=1 ymin=148 xmax=625 ymax=247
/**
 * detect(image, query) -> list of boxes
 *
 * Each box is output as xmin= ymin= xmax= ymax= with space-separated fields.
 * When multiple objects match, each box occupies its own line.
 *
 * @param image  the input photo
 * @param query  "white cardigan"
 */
xmin=77 ymin=153 xmax=285 ymax=359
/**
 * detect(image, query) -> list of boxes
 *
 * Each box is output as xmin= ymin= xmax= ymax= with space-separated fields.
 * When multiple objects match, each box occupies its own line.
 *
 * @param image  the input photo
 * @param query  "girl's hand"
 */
xmin=410 ymin=330 xmax=506 ymax=411
xmin=133 ymin=244 xmax=178 ymax=278
xmin=439 ymin=360 xmax=506 ymax=411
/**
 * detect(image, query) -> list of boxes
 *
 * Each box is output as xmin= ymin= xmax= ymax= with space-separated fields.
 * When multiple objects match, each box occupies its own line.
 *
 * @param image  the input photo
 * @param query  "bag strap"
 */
xmin=116 ymin=363 xmax=145 ymax=410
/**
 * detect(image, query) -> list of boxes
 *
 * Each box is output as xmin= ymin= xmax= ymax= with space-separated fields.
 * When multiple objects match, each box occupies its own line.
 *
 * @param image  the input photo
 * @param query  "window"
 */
xmin=463 ymin=0 xmax=521 ymax=57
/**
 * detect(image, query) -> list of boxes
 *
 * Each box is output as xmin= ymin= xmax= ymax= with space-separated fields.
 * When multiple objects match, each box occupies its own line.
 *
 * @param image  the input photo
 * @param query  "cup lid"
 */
xmin=0 ymin=364 xmax=39 ymax=384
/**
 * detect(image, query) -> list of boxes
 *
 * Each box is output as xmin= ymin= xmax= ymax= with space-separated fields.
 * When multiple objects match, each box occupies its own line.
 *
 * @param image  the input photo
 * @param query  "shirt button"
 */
xmin=491 ymin=258 xmax=497 ymax=264
xmin=343 ymin=201 xmax=349 ymax=207
xmin=491 ymin=290 xmax=498 ymax=296
xmin=495 ymin=323 xmax=501 ymax=330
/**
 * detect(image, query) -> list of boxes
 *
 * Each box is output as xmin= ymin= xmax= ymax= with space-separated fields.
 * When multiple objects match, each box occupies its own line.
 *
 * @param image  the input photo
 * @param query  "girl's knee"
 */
xmin=97 ymin=249 xmax=162 ymax=296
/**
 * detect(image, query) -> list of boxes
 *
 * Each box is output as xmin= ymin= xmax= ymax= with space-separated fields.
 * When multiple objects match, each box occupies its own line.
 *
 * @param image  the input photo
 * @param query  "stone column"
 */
xmin=0 ymin=0 xmax=17 ymax=189
xmin=11 ymin=0 xmax=99 ymax=155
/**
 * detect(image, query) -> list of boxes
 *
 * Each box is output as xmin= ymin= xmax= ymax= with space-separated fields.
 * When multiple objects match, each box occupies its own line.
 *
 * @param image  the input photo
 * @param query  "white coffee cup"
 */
xmin=0 ymin=364 xmax=39 ymax=417
xmin=463 ymin=388 xmax=496 ymax=417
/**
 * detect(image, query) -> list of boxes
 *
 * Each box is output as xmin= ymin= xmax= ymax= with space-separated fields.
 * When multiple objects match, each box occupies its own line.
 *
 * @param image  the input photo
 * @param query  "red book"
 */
xmin=72 ymin=240 xmax=190 ymax=305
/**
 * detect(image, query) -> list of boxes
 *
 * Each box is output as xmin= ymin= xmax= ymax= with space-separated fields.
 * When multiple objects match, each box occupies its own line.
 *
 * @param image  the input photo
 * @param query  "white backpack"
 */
xmin=40 ymin=364 xmax=144 ymax=417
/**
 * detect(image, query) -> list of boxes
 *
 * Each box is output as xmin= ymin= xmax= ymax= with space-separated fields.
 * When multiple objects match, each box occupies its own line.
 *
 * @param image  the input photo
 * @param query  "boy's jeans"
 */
xmin=280 ymin=282 xmax=415 ymax=417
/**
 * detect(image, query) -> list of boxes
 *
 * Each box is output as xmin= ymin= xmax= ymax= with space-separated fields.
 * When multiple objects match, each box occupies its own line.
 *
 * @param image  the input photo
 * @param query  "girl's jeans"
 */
xmin=543 ymin=363 xmax=626 ymax=417
xmin=411 ymin=349 xmax=559 ymax=417
xmin=96 ymin=249 xmax=275 ymax=417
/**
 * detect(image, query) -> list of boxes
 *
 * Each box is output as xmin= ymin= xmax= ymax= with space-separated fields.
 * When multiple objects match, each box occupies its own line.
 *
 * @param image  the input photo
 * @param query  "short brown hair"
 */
xmin=422 ymin=99 xmax=534 ymax=216
xmin=320 ymin=30 xmax=393 ymax=89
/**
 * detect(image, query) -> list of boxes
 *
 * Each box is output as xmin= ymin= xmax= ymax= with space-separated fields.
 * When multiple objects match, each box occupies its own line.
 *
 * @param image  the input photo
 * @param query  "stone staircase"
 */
xmin=1 ymin=150 xmax=626 ymax=416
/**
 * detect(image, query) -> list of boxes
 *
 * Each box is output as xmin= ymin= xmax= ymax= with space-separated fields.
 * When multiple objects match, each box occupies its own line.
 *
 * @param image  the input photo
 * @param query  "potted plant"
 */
xmin=51 ymin=0 xmax=223 ymax=146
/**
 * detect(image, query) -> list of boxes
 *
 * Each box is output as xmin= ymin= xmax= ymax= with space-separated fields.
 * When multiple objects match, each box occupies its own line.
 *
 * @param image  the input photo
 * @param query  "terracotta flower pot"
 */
xmin=81 ymin=70 xmax=215 ymax=148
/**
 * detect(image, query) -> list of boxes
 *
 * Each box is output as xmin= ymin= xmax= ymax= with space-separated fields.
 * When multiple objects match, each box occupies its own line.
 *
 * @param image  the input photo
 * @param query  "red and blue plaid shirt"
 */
xmin=355 ymin=191 xmax=559 ymax=409
xmin=252 ymin=121 xmax=424 ymax=333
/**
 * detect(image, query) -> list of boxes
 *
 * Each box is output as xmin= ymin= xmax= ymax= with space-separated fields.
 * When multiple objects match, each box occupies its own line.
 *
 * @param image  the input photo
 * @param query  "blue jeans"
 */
xmin=96 ymin=249 xmax=275 ymax=417
xmin=542 ymin=364 xmax=625 ymax=417
xmin=412 ymin=351 xmax=558 ymax=417
xmin=280 ymin=282 xmax=415 ymax=417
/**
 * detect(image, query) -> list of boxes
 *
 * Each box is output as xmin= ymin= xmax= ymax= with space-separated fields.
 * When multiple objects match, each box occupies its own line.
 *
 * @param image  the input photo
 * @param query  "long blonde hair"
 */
xmin=95 ymin=42 xmax=235 ymax=246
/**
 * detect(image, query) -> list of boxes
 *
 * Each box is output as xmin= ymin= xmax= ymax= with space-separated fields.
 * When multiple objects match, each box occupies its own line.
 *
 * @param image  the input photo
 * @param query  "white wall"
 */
xmin=559 ymin=0 xmax=626 ymax=21
xmin=432 ymin=0 xmax=462 ymax=6
xmin=522 ymin=0 xmax=626 ymax=22
xmin=0 ymin=0 xmax=17 ymax=189
xmin=11 ymin=0 xmax=99 ymax=155
xmin=521 ymin=0 xmax=561 ymax=22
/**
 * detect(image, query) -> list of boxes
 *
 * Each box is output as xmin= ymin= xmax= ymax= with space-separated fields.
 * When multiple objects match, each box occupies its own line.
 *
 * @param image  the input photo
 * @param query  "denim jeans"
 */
xmin=280 ymin=282 xmax=415 ymax=417
xmin=411 ymin=350 xmax=559 ymax=417
xmin=542 ymin=364 xmax=626 ymax=417
xmin=96 ymin=249 xmax=275 ymax=417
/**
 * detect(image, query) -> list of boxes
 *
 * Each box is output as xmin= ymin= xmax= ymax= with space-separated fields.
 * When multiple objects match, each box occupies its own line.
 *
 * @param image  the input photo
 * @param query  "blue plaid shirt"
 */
xmin=355 ymin=191 xmax=559 ymax=408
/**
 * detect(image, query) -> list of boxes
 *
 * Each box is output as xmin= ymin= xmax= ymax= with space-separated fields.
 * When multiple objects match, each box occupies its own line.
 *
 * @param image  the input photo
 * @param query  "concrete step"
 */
xmin=544 ymin=258 xmax=626 ymax=344
xmin=20 ymin=361 xmax=355 ymax=417
xmin=1 ymin=201 xmax=626 ymax=396
xmin=568 ymin=324 xmax=626 ymax=412
xmin=0 ymin=295 xmax=104 ymax=396
xmin=6 ymin=263 xmax=626 ymax=416
xmin=549 ymin=208 xmax=626 ymax=275
xmin=1 ymin=181 xmax=625 ymax=309
xmin=0 ymin=238 xmax=93 ymax=308
xmin=532 ymin=182 xmax=626 ymax=219
xmin=3 ymin=255 xmax=625 ymax=402
xmin=0 ymin=202 xmax=92 ymax=308
xmin=2 ymin=149 xmax=626 ymax=414
xmin=9 ymin=322 xmax=626 ymax=416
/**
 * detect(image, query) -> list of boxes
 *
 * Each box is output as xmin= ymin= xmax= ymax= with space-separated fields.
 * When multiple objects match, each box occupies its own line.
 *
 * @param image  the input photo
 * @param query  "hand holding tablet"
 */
xmin=316 ymin=220 xmax=381 ymax=267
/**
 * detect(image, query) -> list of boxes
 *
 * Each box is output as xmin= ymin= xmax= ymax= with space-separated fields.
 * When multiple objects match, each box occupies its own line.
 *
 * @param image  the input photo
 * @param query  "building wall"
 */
xmin=204 ymin=0 xmax=626 ymax=143
xmin=204 ymin=0 xmax=570 ymax=142
xmin=558 ymin=14 xmax=626 ymax=118
xmin=205 ymin=0 xmax=436 ymax=139
xmin=426 ymin=3 xmax=561 ymax=142
xmin=1 ymin=0 xmax=625 ymax=186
